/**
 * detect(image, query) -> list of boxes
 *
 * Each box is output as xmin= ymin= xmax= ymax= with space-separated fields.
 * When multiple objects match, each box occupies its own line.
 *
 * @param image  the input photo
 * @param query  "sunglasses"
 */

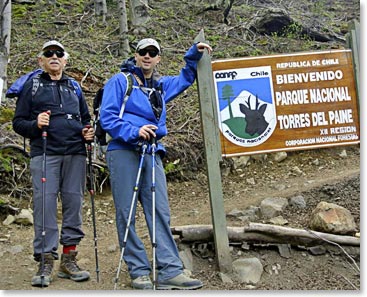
xmin=43 ymin=50 xmax=65 ymax=58
xmin=137 ymin=49 xmax=159 ymax=58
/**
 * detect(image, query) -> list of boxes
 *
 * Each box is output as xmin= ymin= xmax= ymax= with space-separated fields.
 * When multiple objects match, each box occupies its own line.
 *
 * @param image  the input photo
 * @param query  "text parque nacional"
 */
xmin=274 ymin=69 xmax=351 ymax=106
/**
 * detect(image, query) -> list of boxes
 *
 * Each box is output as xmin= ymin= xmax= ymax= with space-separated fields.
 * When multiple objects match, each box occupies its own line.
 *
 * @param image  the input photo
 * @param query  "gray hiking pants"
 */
xmin=30 ymin=154 xmax=86 ymax=261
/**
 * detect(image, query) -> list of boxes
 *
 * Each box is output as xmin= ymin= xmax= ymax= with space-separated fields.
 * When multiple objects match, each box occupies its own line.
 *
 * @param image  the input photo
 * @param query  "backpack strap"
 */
xmin=69 ymin=79 xmax=83 ymax=100
xmin=132 ymin=73 xmax=143 ymax=87
xmin=31 ymin=75 xmax=83 ymax=101
xmin=118 ymin=72 xmax=133 ymax=119
xmin=134 ymin=74 xmax=161 ymax=96
xmin=31 ymin=76 xmax=41 ymax=98
xmin=103 ymin=72 xmax=134 ymax=145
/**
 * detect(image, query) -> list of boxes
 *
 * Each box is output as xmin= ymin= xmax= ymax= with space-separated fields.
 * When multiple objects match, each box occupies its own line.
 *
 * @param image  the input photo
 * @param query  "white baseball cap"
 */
xmin=136 ymin=38 xmax=160 ymax=52
xmin=42 ymin=40 xmax=65 ymax=51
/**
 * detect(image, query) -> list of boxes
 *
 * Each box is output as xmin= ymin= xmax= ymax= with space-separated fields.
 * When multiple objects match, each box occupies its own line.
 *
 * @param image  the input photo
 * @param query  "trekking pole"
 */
xmin=40 ymin=110 xmax=50 ymax=288
xmin=85 ymin=125 xmax=100 ymax=282
xmin=114 ymin=143 xmax=147 ymax=290
xmin=151 ymin=138 xmax=157 ymax=290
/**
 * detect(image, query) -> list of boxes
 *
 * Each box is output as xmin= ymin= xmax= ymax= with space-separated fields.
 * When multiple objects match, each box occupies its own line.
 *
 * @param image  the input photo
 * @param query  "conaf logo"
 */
xmin=219 ymin=78 xmax=276 ymax=147
xmin=215 ymin=71 xmax=238 ymax=80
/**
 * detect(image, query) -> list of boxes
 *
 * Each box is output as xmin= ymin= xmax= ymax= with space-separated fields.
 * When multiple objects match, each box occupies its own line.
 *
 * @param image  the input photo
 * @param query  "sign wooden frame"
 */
xmin=212 ymin=49 xmax=360 ymax=157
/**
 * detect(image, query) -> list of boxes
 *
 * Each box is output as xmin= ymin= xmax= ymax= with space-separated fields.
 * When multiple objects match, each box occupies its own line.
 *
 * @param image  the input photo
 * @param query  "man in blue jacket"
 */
xmin=12 ymin=40 xmax=94 ymax=287
xmin=100 ymin=38 xmax=212 ymax=290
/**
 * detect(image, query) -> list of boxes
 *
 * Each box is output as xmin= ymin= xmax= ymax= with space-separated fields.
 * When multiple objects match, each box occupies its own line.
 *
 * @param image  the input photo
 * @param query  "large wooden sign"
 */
xmin=212 ymin=49 xmax=360 ymax=157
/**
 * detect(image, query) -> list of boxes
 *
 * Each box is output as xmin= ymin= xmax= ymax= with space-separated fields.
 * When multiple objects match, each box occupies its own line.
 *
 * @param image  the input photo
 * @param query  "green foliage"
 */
xmin=0 ymin=148 xmax=29 ymax=200
xmin=164 ymin=159 xmax=182 ymax=175
xmin=207 ymin=35 xmax=221 ymax=44
xmin=311 ymin=0 xmax=327 ymax=15
xmin=190 ymin=83 xmax=198 ymax=92
xmin=12 ymin=5 xmax=27 ymax=18
xmin=0 ymin=149 xmax=14 ymax=173
xmin=0 ymin=107 xmax=14 ymax=125
xmin=59 ymin=0 xmax=85 ymax=12
xmin=282 ymin=22 xmax=304 ymax=39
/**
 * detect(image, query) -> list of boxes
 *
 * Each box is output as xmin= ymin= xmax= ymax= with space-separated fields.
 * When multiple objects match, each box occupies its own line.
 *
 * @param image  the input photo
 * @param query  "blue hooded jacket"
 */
xmin=100 ymin=43 xmax=203 ymax=156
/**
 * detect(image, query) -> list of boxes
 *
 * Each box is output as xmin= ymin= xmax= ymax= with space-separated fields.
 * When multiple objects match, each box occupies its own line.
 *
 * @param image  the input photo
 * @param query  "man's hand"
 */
xmin=82 ymin=126 xmax=95 ymax=142
xmin=37 ymin=110 xmax=51 ymax=129
xmin=139 ymin=124 xmax=157 ymax=141
xmin=196 ymin=42 xmax=213 ymax=55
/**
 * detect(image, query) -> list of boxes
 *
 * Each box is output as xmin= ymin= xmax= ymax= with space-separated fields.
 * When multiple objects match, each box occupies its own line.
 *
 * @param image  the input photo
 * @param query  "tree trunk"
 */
xmin=130 ymin=0 xmax=150 ymax=35
xmin=117 ymin=0 xmax=130 ymax=57
xmin=94 ymin=0 xmax=107 ymax=24
xmin=0 ymin=0 xmax=11 ymax=104
xmin=171 ymin=223 xmax=360 ymax=246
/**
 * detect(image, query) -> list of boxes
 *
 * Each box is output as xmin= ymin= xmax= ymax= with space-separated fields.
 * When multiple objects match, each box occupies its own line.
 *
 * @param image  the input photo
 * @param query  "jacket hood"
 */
xmin=120 ymin=57 xmax=136 ymax=73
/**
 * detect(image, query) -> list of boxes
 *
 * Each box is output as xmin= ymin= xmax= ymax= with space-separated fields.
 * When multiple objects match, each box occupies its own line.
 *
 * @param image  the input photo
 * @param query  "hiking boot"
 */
xmin=57 ymin=250 xmax=90 ymax=282
xmin=131 ymin=275 xmax=153 ymax=290
xmin=157 ymin=273 xmax=203 ymax=290
xmin=31 ymin=253 xmax=54 ymax=287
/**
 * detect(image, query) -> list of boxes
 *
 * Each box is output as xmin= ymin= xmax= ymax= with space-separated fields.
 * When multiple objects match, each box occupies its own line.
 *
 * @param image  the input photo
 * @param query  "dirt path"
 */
xmin=0 ymin=146 xmax=360 ymax=291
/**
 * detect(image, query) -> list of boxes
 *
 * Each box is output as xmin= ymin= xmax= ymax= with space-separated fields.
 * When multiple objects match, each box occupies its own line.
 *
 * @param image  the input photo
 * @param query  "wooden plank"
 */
xmin=348 ymin=20 xmax=360 ymax=110
xmin=0 ymin=78 xmax=3 ymax=106
xmin=348 ymin=19 xmax=360 ymax=55
xmin=350 ymin=29 xmax=360 ymax=110
xmin=194 ymin=29 xmax=232 ymax=273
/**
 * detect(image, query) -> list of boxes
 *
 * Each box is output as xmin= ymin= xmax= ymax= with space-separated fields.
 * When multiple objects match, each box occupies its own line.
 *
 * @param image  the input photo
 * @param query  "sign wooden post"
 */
xmin=0 ymin=78 xmax=3 ymax=106
xmin=347 ymin=19 xmax=360 ymax=106
xmin=194 ymin=30 xmax=232 ymax=273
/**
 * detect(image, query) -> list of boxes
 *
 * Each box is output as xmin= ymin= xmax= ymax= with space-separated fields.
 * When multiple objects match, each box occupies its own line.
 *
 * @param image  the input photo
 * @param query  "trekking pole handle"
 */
xmin=84 ymin=124 xmax=93 ymax=145
xmin=42 ymin=110 xmax=51 ymax=131
xmin=41 ymin=110 xmax=51 ymax=135
xmin=149 ymin=127 xmax=157 ymax=146
xmin=149 ymin=136 xmax=157 ymax=146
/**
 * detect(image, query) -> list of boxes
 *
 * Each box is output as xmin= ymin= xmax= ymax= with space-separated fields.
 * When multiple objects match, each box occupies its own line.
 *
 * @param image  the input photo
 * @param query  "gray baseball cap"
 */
xmin=136 ymin=38 xmax=160 ymax=52
xmin=42 ymin=40 xmax=65 ymax=51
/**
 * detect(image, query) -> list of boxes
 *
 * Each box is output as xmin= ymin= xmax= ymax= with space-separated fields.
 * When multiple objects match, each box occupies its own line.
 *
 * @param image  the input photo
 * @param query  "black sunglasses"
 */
xmin=137 ymin=49 xmax=159 ymax=58
xmin=43 ymin=50 xmax=65 ymax=58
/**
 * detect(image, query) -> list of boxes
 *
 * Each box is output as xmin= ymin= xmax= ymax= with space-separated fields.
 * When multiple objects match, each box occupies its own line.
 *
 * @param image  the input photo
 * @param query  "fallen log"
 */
xmin=171 ymin=223 xmax=360 ymax=246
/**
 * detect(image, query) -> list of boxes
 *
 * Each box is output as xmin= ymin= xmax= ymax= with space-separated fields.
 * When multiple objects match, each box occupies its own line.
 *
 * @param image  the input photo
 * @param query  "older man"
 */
xmin=13 ymin=40 xmax=94 ymax=287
